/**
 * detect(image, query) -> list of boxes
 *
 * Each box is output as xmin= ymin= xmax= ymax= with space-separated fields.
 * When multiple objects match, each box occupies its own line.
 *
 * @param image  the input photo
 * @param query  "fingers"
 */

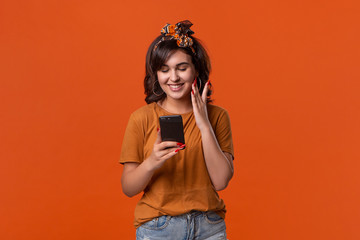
xmin=154 ymin=137 xmax=185 ymax=156
xmin=192 ymin=79 xmax=210 ymax=103
xmin=153 ymin=141 xmax=186 ymax=164
xmin=192 ymin=79 xmax=199 ymax=96
xmin=161 ymin=149 xmax=179 ymax=161
xmin=192 ymin=79 xmax=206 ymax=109
xmin=191 ymin=79 xmax=200 ymax=105
xmin=159 ymin=141 xmax=184 ymax=150
xmin=202 ymin=80 xmax=210 ymax=103
xmin=160 ymin=144 xmax=183 ymax=156
xmin=191 ymin=82 xmax=197 ymax=108
xmin=150 ymin=129 xmax=186 ymax=170
xmin=156 ymin=129 xmax=185 ymax=149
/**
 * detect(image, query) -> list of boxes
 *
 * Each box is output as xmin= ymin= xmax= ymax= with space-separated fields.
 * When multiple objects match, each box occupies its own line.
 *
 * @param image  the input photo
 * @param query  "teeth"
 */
xmin=169 ymin=84 xmax=183 ymax=89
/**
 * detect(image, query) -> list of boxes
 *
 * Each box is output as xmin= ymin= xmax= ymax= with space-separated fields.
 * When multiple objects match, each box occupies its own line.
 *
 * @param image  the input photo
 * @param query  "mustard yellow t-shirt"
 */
xmin=120 ymin=102 xmax=234 ymax=228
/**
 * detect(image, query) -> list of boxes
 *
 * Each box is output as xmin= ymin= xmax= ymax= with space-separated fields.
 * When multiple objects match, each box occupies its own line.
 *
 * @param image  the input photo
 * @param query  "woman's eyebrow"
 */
xmin=176 ymin=62 xmax=190 ymax=66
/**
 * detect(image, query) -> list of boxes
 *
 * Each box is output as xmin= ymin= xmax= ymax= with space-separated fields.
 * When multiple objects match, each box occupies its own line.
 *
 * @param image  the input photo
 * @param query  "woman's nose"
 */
xmin=169 ymin=70 xmax=180 ymax=81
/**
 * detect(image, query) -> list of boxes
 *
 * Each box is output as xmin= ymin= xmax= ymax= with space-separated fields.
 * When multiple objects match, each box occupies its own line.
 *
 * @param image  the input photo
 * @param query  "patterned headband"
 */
xmin=153 ymin=20 xmax=195 ymax=54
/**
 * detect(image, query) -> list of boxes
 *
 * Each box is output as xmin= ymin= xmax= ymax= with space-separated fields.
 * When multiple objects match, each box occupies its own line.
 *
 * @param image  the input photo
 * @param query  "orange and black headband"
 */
xmin=153 ymin=20 xmax=195 ymax=54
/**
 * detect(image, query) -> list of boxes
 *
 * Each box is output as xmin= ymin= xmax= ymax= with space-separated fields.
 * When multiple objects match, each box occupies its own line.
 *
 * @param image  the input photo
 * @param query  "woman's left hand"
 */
xmin=191 ymin=79 xmax=211 ymax=131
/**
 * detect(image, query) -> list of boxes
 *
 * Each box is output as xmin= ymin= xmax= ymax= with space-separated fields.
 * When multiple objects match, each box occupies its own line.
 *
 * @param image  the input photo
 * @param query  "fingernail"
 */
xmin=177 ymin=142 xmax=183 ymax=146
xmin=175 ymin=149 xmax=180 ymax=153
xmin=157 ymin=127 xmax=159 ymax=132
xmin=207 ymin=79 xmax=211 ymax=85
xmin=191 ymin=89 xmax=194 ymax=95
xmin=180 ymin=144 xmax=186 ymax=149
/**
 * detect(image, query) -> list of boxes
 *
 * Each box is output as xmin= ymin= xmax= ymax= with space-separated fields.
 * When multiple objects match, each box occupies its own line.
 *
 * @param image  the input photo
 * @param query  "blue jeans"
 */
xmin=136 ymin=211 xmax=227 ymax=240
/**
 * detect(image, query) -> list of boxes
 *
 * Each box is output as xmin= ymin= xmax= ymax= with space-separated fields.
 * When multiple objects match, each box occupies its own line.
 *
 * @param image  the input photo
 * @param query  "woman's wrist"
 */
xmin=143 ymin=156 xmax=157 ymax=173
xmin=198 ymin=121 xmax=212 ymax=133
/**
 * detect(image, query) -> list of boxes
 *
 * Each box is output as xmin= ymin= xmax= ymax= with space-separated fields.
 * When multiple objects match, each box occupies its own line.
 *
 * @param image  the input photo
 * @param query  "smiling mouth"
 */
xmin=168 ymin=83 xmax=184 ymax=91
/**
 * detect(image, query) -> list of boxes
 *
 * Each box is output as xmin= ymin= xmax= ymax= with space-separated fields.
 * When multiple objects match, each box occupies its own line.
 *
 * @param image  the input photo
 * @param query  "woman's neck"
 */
xmin=158 ymin=97 xmax=193 ymax=114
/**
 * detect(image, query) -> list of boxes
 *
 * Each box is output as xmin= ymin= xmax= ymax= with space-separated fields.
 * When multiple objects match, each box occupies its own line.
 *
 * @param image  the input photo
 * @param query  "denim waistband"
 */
xmin=178 ymin=210 xmax=205 ymax=219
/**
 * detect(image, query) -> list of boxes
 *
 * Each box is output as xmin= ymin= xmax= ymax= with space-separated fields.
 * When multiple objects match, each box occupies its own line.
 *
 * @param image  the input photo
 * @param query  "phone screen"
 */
xmin=159 ymin=115 xmax=185 ymax=144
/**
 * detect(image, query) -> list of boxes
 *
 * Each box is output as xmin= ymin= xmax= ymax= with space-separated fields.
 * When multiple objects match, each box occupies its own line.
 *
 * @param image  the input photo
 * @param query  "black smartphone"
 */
xmin=159 ymin=115 xmax=185 ymax=145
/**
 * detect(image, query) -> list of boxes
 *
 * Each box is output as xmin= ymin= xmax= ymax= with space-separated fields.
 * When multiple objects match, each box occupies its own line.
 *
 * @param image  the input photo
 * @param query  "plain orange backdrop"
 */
xmin=1 ymin=0 xmax=359 ymax=239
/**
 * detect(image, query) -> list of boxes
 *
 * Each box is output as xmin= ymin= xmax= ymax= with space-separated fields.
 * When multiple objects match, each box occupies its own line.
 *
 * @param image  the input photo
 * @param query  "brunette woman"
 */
xmin=120 ymin=20 xmax=234 ymax=240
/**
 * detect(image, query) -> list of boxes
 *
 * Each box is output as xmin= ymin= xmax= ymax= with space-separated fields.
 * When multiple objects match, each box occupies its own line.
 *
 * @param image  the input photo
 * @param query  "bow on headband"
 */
xmin=154 ymin=20 xmax=195 ymax=53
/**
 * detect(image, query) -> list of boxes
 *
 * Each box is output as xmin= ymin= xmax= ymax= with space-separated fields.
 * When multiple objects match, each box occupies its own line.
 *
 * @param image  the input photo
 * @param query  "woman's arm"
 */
xmin=121 ymin=129 xmax=184 ymax=197
xmin=121 ymin=161 xmax=154 ymax=197
xmin=191 ymin=80 xmax=234 ymax=191
xmin=200 ymin=126 xmax=234 ymax=191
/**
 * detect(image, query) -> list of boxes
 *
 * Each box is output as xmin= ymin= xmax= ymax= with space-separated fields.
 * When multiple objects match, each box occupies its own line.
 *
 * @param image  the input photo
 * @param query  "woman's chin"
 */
xmin=165 ymin=92 xmax=191 ymax=102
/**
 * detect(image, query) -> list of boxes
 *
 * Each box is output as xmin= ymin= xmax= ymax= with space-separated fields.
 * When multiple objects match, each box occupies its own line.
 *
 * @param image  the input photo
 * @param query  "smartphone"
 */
xmin=159 ymin=115 xmax=185 ymax=145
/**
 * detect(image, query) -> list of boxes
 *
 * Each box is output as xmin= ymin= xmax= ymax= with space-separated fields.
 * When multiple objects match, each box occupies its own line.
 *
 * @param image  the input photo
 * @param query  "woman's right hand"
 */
xmin=121 ymin=128 xmax=185 ymax=197
xmin=146 ymin=128 xmax=185 ymax=171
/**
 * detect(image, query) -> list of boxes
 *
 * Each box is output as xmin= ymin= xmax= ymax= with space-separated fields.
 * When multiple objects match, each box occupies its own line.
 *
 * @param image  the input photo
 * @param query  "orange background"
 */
xmin=1 ymin=0 xmax=359 ymax=239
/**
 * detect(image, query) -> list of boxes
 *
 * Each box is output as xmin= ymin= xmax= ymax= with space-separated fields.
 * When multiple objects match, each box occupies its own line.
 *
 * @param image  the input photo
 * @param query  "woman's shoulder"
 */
xmin=131 ymin=102 xmax=156 ymax=115
xmin=129 ymin=103 xmax=157 ymax=121
xmin=207 ymin=104 xmax=232 ymax=133
xmin=207 ymin=104 xmax=229 ymax=116
xmin=207 ymin=104 xmax=231 ymax=126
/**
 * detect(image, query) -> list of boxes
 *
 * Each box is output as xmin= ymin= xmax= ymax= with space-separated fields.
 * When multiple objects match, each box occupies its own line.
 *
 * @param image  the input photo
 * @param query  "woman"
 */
xmin=120 ymin=20 xmax=234 ymax=240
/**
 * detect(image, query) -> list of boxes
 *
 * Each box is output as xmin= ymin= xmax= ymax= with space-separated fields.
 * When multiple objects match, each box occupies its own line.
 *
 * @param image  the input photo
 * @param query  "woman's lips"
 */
xmin=168 ymin=83 xmax=184 ymax=91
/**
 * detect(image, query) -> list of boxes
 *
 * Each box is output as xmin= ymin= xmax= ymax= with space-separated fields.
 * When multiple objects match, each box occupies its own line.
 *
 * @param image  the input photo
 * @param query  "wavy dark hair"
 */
xmin=144 ymin=35 xmax=213 ymax=104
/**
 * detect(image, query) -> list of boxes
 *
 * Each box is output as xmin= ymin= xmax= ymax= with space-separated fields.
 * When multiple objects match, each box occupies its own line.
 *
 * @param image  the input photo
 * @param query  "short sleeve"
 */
xmin=214 ymin=110 xmax=234 ymax=160
xmin=119 ymin=113 xmax=145 ymax=164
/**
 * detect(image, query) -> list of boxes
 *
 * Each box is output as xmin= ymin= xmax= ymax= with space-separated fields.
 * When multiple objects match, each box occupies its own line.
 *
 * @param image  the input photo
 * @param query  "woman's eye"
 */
xmin=160 ymin=69 xmax=169 ymax=73
xmin=178 ymin=68 xmax=187 ymax=71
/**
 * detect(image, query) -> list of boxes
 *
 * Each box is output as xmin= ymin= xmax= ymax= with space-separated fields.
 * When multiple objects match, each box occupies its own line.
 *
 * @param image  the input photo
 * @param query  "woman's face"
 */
xmin=157 ymin=50 xmax=196 ymax=102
